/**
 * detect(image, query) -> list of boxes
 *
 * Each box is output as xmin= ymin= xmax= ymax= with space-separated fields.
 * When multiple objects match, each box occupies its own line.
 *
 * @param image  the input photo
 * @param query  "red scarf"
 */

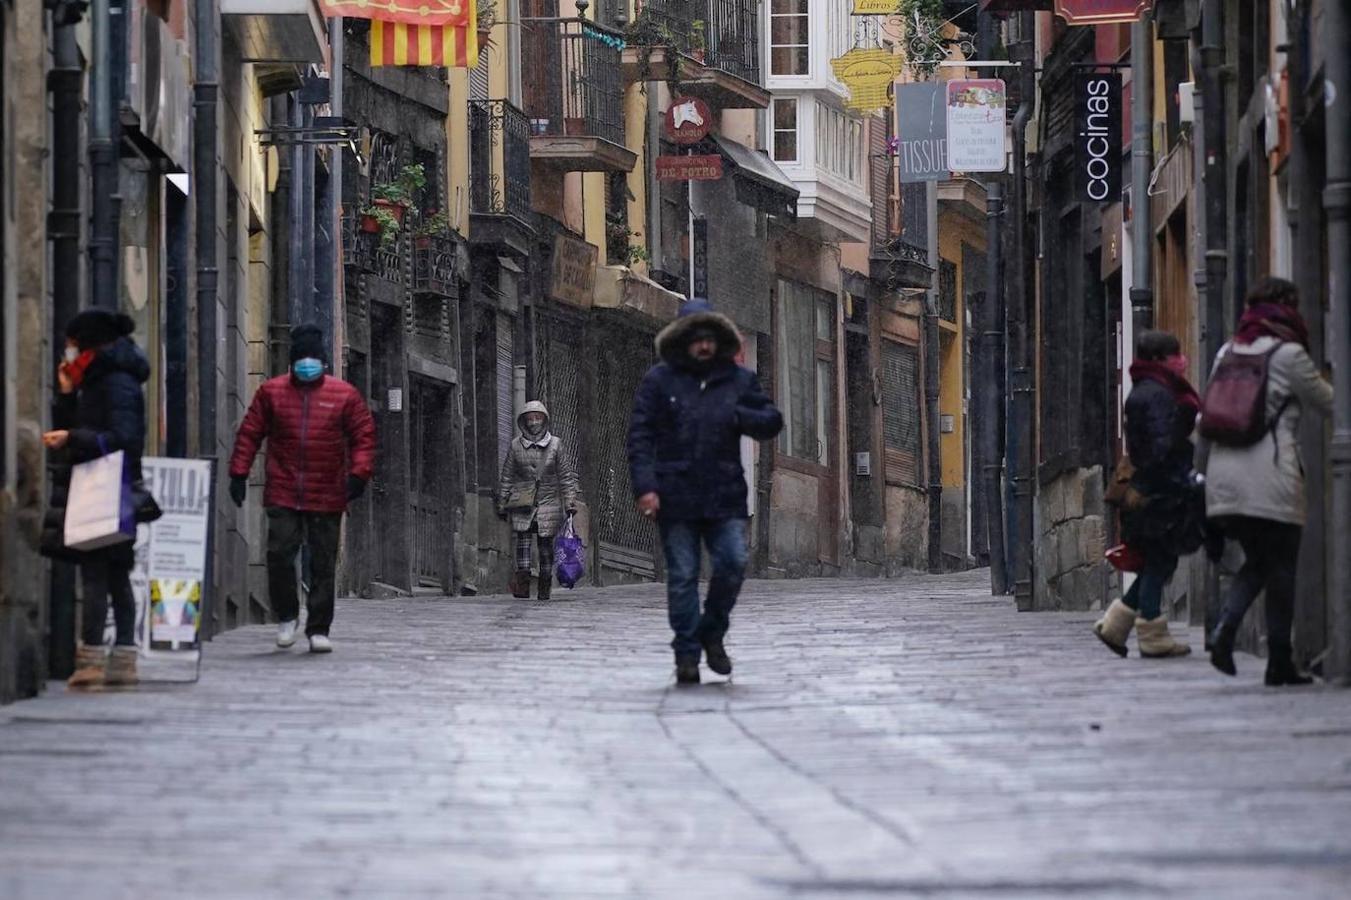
xmin=1129 ymin=359 xmax=1200 ymax=414
xmin=1235 ymin=303 xmax=1310 ymax=350
xmin=60 ymin=349 xmax=98 ymax=390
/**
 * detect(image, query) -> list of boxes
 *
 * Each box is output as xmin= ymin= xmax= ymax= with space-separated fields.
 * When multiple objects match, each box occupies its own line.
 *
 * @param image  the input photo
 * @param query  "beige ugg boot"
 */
xmin=66 ymin=644 xmax=107 ymax=690
xmin=105 ymin=646 xmax=139 ymax=686
xmin=1136 ymin=616 xmax=1192 ymax=658
xmin=1093 ymin=599 xmax=1136 ymax=657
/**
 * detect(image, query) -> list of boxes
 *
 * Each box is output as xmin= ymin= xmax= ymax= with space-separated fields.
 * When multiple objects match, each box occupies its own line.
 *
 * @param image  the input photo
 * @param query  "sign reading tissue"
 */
xmin=1074 ymin=72 xmax=1122 ymax=202
xmin=895 ymin=82 xmax=948 ymax=183
xmin=945 ymin=79 xmax=1006 ymax=173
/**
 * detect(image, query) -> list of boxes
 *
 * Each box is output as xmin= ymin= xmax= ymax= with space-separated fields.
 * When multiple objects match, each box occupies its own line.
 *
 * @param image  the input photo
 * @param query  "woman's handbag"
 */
xmin=554 ymin=513 xmax=586 ymax=589
xmin=1104 ymin=456 xmax=1147 ymax=511
xmin=505 ymin=479 xmax=540 ymax=512
xmin=1105 ymin=543 xmax=1145 ymax=573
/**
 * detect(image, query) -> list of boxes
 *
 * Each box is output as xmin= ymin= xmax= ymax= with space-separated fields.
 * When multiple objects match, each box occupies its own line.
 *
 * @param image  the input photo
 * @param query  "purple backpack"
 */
xmin=554 ymin=514 xmax=586 ymax=589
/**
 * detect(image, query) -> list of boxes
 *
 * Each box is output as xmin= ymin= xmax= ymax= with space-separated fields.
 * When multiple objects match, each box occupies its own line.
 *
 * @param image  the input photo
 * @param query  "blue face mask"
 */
xmin=293 ymin=358 xmax=324 ymax=382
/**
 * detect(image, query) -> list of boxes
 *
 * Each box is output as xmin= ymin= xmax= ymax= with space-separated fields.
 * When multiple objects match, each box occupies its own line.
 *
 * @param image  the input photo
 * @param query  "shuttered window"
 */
xmin=881 ymin=339 xmax=921 ymax=486
xmin=496 ymin=312 xmax=515 ymax=462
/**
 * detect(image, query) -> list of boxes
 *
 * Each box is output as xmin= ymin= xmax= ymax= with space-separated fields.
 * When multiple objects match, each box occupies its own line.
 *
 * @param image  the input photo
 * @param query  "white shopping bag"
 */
xmin=64 ymin=449 xmax=136 ymax=551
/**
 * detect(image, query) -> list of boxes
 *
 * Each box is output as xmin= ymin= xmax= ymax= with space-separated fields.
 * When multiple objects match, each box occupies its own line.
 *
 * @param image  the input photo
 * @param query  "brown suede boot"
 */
xmin=1092 ymin=599 xmax=1136 ymax=657
xmin=105 ymin=646 xmax=139 ymax=687
xmin=66 ymin=644 xmax=107 ymax=690
xmin=1136 ymin=616 xmax=1192 ymax=658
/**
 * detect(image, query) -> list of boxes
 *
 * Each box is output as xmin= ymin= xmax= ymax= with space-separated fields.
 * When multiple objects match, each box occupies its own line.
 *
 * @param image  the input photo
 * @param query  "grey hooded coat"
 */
xmin=1198 ymin=337 xmax=1334 ymax=525
xmin=497 ymin=400 xmax=582 ymax=537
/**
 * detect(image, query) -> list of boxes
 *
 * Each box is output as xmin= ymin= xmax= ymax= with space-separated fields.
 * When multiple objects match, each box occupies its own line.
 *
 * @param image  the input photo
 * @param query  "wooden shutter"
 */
xmin=497 ymin=312 xmax=515 ymax=463
xmin=881 ymin=339 xmax=921 ymax=486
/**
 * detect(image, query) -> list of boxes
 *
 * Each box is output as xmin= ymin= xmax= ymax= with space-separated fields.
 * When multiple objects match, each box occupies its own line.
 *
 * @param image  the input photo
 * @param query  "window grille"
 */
xmin=881 ymin=339 xmax=921 ymax=486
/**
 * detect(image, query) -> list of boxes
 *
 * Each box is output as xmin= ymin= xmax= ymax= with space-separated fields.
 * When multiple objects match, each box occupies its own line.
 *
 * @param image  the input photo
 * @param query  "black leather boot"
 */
xmin=1265 ymin=646 xmax=1314 ymax=687
xmin=675 ymin=655 xmax=700 ymax=685
xmin=1209 ymin=622 xmax=1237 ymax=676
xmin=537 ymin=572 xmax=552 ymax=602
xmin=701 ymin=635 xmax=732 ymax=676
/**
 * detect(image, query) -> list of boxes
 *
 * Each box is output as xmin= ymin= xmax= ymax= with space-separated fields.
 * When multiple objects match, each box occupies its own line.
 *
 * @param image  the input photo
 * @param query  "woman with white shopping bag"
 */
xmin=42 ymin=310 xmax=150 ymax=689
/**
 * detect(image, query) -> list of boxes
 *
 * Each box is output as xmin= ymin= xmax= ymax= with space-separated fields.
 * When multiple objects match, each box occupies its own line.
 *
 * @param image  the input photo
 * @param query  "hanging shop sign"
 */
xmin=692 ymin=217 xmax=709 ymax=299
xmin=852 ymin=0 xmax=899 ymax=13
xmin=830 ymin=47 xmax=905 ymax=115
xmin=655 ymin=155 xmax=725 ymax=181
xmin=549 ymin=233 xmax=599 ymax=308
xmin=665 ymin=97 xmax=712 ymax=145
xmin=895 ymin=82 xmax=949 ymax=183
xmin=945 ymin=79 xmax=1006 ymax=173
xmin=1054 ymin=0 xmax=1153 ymax=25
xmin=1074 ymin=72 xmax=1122 ymax=202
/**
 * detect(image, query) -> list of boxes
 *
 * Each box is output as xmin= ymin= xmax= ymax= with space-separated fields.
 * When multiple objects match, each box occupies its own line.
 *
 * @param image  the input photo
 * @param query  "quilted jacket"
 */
xmin=229 ymin=374 xmax=377 ymax=513
xmin=497 ymin=401 xmax=582 ymax=538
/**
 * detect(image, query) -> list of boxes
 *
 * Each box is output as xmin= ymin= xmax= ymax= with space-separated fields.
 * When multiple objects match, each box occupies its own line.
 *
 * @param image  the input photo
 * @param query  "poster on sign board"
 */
xmin=945 ymin=79 xmax=1007 ymax=173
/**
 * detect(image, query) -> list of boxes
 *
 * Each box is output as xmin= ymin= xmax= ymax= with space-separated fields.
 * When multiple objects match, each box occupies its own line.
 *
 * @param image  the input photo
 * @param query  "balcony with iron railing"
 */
xmin=621 ymin=0 xmax=768 ymax=109
xmin=470 ymin=99 xmax=536 ymax=254
xmin=521 ymin=14 xmax=637 ymax=173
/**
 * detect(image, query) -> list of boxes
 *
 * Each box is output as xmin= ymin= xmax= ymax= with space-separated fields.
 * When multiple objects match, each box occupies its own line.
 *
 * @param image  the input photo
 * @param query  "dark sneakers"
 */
xmin=675 ymin=656 xmax=700 ymax=685
xmin=702 ymin=636 xmax=732 ymax=676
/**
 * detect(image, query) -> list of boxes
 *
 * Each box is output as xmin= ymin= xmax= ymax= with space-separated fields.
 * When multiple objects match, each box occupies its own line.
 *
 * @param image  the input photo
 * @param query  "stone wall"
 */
xmin=885 ymin=485 xmax=929 ymax=575
xmin=1034 ymin=466 xmax=1109 ymax=610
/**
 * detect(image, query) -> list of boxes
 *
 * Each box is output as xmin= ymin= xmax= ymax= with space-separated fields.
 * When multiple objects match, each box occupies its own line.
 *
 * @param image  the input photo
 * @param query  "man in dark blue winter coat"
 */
xmin=627 ymin=299 xmax=783 ymax=684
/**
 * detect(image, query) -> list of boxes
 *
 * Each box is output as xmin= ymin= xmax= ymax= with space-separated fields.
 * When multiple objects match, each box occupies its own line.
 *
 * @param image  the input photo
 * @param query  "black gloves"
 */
xmin=347 ymin=475 xmax=368 ymax=502
xmin=229 ymin=476 xmax=247 ymax=508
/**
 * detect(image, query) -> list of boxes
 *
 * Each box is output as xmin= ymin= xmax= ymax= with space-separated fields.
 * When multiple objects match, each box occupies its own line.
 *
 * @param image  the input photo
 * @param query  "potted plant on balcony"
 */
xmin=369 ymin=163 xmax=427 ymax=227
xmin=624 ymin=7 xmax=683 ymax=86
xmin=476 ymin=0 xmax=497 ymax=51
xmin=413 ymin=210 xmax=451 ymax=249
xmin=688 ymin=19 xmax=706 ymax=65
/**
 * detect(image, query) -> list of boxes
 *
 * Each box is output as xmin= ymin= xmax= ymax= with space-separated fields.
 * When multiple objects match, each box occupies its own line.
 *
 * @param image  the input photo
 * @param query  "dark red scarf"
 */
xmin=1130 ymin=360 xmax=1201 ymax=414
xmin=60 ymin=349 xmax=98 ymax=391
xmin=1235 ymin=303 xmax=1310 ymax=349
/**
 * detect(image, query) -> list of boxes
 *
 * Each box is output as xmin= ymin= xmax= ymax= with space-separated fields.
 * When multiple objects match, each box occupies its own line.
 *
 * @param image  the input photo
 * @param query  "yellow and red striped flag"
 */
xmin=370 ymin=17 xmax=479 ymax=67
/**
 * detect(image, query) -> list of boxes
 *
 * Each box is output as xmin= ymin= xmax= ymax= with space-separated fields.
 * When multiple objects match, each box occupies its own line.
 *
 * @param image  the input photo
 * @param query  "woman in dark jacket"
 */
xmin=1093 ymin=330 xmax=1198 ymax=658
xmin=43 ymin=310 xmax=150 ymax=688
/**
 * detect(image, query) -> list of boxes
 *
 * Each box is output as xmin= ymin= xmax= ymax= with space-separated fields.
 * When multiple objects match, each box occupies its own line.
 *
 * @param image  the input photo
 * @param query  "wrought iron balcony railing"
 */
xmin=470 ymin=99 xmax=533 ymax=224
xmin=633 ymin=0 xmax=760 ymax=85
xmin=521 ymin=17 xmax=627 ymax=148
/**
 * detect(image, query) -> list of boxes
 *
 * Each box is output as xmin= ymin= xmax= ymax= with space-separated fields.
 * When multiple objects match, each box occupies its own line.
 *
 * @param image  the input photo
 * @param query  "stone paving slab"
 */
xmin=2 ymin=570 xmax=1350 ymax=898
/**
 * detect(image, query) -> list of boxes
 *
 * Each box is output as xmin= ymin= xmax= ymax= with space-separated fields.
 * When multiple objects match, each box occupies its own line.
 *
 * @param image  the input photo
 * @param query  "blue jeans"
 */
xmin=1121 ymin=549 xmax=1178 ymax=620
xmin=659 ymin=518 xmax=749 ymax=659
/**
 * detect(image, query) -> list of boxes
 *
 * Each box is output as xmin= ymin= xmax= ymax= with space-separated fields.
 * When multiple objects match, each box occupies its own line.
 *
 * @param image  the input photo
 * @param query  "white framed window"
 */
xmin=772 ymin=98 xmax=799 ymax=162
xmin=815 ymin=101 xmax=864 ymax=185
xmin=770 ymin=0 xmax=810 ymax=77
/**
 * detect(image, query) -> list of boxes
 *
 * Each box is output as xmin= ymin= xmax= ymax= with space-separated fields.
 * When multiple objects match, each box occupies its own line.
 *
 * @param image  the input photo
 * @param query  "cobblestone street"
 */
xmin=3 ymin=571 xmax=1351 ymax=898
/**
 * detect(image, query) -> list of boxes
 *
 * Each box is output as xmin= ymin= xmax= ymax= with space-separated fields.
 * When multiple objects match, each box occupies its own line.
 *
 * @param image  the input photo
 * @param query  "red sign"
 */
xmin=1054 ymin=0 xmax=1152 ymax=23
xmin=655 ymin=155 xmax=724 ymax=181
xmin=664 ymin=97 xmax=712 ymax=145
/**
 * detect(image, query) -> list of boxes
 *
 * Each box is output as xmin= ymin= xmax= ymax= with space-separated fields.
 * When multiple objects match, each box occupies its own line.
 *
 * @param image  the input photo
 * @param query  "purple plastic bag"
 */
xmin=554 ymin=514 xmax=586 ymax=589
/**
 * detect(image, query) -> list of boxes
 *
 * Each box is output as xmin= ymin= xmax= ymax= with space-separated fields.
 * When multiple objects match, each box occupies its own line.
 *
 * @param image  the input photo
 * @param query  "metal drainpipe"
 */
xmin=924 ymin=181 xmax=943 ymax=574
xmin=1322 ymin=0 xmax=1351 ymax=684
xmin=194 ymin=0 xmax=219 ymax=458
xmin=1008 ymin=15 xmax=1035 ymax=610
xmin=88 ymin=0 xmax=121 ymax=311
xmin=330 ymin=17 xmax=344 ymax=370
xmin=1193 ymin=0 xmax=1227 ymax=642
xmin=1128 ymin=12 xmax=1154 ymax=334
xmin=46 ymin=2 xmax=86 ymax=680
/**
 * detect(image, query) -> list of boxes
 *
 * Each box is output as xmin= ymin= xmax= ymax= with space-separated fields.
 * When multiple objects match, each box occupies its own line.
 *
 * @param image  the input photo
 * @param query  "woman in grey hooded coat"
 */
xmin=498 ymin=401 xmax=581 ymax=600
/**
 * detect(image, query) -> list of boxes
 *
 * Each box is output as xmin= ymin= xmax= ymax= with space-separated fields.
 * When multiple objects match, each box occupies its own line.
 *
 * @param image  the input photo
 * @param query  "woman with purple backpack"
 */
xmin=1199 ymin=277 xmax=1334 ymax=685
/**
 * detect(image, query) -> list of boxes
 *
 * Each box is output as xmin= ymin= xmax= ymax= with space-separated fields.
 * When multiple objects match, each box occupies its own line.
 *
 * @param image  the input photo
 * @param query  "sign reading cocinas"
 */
xmin=1075 ymin=72 xmax=1122 ymax=203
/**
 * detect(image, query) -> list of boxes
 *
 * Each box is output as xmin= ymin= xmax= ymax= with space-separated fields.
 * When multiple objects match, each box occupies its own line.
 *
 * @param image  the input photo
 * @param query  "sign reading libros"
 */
xmin=1074 ymin=72 xmax=1122 ymax=202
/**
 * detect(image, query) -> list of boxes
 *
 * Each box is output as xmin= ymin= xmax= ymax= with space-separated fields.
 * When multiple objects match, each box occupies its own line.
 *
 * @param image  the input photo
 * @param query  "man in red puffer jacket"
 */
xmin=229 ymin=324 xmax=377 ymax=654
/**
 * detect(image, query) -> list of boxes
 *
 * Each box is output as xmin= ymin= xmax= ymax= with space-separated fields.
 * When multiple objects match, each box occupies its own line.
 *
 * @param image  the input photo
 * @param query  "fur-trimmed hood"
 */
xmin=654 ymin=299 xmax=741 ymax=367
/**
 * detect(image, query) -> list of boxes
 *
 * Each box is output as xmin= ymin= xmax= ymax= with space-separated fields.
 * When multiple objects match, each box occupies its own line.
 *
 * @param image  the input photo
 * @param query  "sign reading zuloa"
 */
xmin=1074 ymin=72 xmax=1122 ymax=203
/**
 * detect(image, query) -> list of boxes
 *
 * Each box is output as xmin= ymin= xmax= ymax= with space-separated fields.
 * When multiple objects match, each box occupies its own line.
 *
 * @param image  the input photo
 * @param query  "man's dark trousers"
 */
xmin=267 ymin=508 xmax=342 ymax=637
xmin=659 ymin=518 xmax=748 ymax=659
